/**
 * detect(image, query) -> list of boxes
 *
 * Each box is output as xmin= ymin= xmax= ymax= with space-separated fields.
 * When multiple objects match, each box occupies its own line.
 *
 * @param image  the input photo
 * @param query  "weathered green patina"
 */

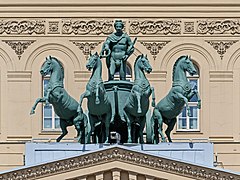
xmin=78 ymin=52 xmax=112 ymax=143
xmin=100 ymin=19 xmax=136 ymax=81
xmin=148 ymin=55 xmax=201 ymax=143
xmin=30 ymin=56 xmax=88 ymax=143
xmin=124 ymin=54 xmax=155 ymax=143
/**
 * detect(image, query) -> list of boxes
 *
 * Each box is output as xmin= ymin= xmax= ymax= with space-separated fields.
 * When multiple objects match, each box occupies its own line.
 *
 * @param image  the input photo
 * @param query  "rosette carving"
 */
xmin=197 ymin=20 xmax=240 ymax=34
xmin=0 ymin=20 xmax=45 ymax=34
xmin=129 ymin=20 xmax=181 ymax=35
xmin=62 ymin=20 xmax=114 ymax=35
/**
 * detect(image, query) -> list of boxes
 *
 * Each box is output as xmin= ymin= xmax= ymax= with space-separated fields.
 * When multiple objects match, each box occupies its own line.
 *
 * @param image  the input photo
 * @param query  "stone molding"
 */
xmin=1 ymin=19 xmax=240 ymax=36
xmin=0 ymin=20 xmax=45 ymax=35
xmin=0 ymin=146 xmax=239 ymax=180
xmin=7 ymin=71 xmax=32 ymax=82
xmin=197 ymin=20 xmax=240 ymax=35
xmin=129 ymin=20 xmax=181 ymax=35
xmin=206 ymin=40 xmax=238 ymax=60
xmin=209 ymin=71 xmax=233 ymax=82
xmin=62 ymin=20 xmax=114 ymax=35
xmin=3 ymin=40 xmax=35 ymax=60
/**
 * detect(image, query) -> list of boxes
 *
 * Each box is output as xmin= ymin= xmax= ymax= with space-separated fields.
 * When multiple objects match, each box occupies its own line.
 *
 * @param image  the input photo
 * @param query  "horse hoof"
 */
xmin=137 ymin=110 xmax=142 ymax=114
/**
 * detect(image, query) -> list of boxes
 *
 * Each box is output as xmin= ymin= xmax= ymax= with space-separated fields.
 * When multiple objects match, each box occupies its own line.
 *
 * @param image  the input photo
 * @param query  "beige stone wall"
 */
xmin=0 ymin=0 xmax=240 ymax=172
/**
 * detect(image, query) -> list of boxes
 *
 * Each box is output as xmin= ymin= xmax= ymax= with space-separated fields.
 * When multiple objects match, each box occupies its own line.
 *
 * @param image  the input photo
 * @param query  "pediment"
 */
xmin=0 ymin=146 xmax=239 ymax=180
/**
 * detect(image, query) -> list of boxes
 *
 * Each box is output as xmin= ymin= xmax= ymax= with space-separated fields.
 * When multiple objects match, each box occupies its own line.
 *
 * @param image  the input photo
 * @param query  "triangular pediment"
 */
xmin=0 ymin=145 xmax=239 ymax=180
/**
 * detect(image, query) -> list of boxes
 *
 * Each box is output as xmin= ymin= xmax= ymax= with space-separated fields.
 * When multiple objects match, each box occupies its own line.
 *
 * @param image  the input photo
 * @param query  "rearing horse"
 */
xmin=30 ymin=56 xmax=88 ymax=143
xmin=78 ymin=52 xmax=112 ymax=143
xmin=124 ymin=54 xmax=155 ymax=143
xmin=151 ymin=55 xmax=201 ymax=143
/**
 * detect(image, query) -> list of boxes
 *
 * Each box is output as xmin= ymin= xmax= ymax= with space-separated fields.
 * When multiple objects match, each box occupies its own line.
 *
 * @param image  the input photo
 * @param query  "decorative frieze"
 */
xmin=140 ymin=41 xmax=170 ymax=60
xmin=197 ymin=20 xmax=240 ymax=35
xmin=0 ymin=147 xmax=238 ymax=180
xmin=3 ymin=40 xmax=35 ymax=59
xmin=129 ymin=20 xmax=181 ymax=35
xmin=71 ymin=40 xmax=102 ymax=59
xmin=0 ymin=20 xmax=45 ymax=35
xmin=62 ymin=20 xmax=114 ymax=35
xmin=206 ymin=40 xmax=238 ymax=59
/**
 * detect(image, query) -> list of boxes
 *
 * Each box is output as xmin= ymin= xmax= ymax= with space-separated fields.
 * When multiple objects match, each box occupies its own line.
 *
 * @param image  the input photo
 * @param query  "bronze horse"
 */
xmin=150 ymin=55 xmax=201 ymax=143
xmin=124 ymin=54 xmax=155 ymax=143
xmin=78 ymin=52 xmax=112 ymax=143
xmin=30 ymin=56 xmax=88 ymax=143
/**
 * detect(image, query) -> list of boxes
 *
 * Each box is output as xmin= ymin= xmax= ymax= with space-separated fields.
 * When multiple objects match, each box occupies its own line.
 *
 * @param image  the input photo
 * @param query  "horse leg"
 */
xmin=56 ymin=119 xmax=68 ymax=142
xmin=125 ymin=111 xmax=132 ymax=143
xmin=78 ymin=91 xmax=90 ymax=112
xmin=87 ymin=114 xmax=95 ymax=144
xmin=139 ymin=116 xmax=146 ymax=144
xmin=176 ymin=92 xmax=191 ymax=116
xmin=153 ymin=108 xmax=166 ymax=142
xmin=151 ymin=87 xmax=156 ymax=107
xmin=73 ymin=115 xmax=84 ymax=143
xmin=30 ymin=97 xmax=46 ymax=115
xmin=135 ymin=91 xmax=142 ymax=114
xmin=104 ymin=112 xmax=111 ymax=143
xmin=165 ymin=118 xmax=176 ymax=143
xmin=95 ymin=83 xmax=100 ymax=104
xmin=195 ymin=90 xmax=201 ymax=109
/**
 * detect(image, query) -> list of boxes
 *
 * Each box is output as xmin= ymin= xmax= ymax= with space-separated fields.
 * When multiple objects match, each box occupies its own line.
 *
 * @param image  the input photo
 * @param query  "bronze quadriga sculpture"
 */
xmin=30 ymin=56 xmax=88 ymax=143
xmin=148 ymin=56 xmax=201 ymax=143
xmin=124 ymin=54 xmax=155 ymax=143
xmin=78 ymin=52 xmax=112 ymax=143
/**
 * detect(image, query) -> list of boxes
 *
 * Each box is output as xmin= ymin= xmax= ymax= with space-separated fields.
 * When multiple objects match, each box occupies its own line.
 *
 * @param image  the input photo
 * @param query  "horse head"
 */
xmin=136 ymin=54 xmax=152 ymax=74
xmin=86 ymin=52 xmax=99 ymax=71
xmin=181 ymin=55 xmax=197 ymax=76
xmin=40 ymin=56 xmax=53 ymax=76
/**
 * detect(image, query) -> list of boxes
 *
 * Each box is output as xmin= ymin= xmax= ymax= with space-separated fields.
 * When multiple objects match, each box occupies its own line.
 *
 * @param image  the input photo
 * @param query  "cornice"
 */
xmin=0 ymin=146 xmax=239 ymax=180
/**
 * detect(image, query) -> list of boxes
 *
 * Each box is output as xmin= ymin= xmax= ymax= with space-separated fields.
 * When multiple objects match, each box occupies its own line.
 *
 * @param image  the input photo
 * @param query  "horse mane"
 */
xmin=172 ymin=55 xmax=187 ymax=81
xmin=51 ymin=56 xmax=64 ymax=78
xmin=134 ymin=55 xmax=142 ymax=68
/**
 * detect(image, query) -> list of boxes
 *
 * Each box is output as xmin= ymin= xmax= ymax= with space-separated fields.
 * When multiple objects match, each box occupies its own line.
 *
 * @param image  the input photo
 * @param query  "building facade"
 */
xmin=0 ymin=0 xmax=240 ymax=177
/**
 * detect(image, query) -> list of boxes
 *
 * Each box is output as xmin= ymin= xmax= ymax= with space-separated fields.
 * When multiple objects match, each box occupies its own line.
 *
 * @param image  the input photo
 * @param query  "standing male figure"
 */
xmin=100 ymin=20 xmax=136 ymax=81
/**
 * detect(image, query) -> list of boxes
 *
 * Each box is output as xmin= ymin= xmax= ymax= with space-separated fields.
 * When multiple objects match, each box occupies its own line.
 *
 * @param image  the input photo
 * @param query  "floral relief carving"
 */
xmin=184 ymin=22 xmax=195 ymax=34
xmin=140 ymin=41 xmax=170 ymax=60
xmin=48 ymin=21 xmax=60 ymax=34
xmin=0 ymin=147 xmax=238 ymax=180
xmin=129 ymin=20 xmax=181 ymax=35
xmin=62 ymin=20 xmax=114 ymax=35
xmin=71 ymin=40 xmax=102 ymax=59
xmin=206 ymin=40 xmax=238 ymax=59
xmin=3 ymin=40 xmax=35 ymax=59
xmin=197 ymin=20 xmax=240 ymax=35
xmin=0 ymin=20 xmax=45 ymax=35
